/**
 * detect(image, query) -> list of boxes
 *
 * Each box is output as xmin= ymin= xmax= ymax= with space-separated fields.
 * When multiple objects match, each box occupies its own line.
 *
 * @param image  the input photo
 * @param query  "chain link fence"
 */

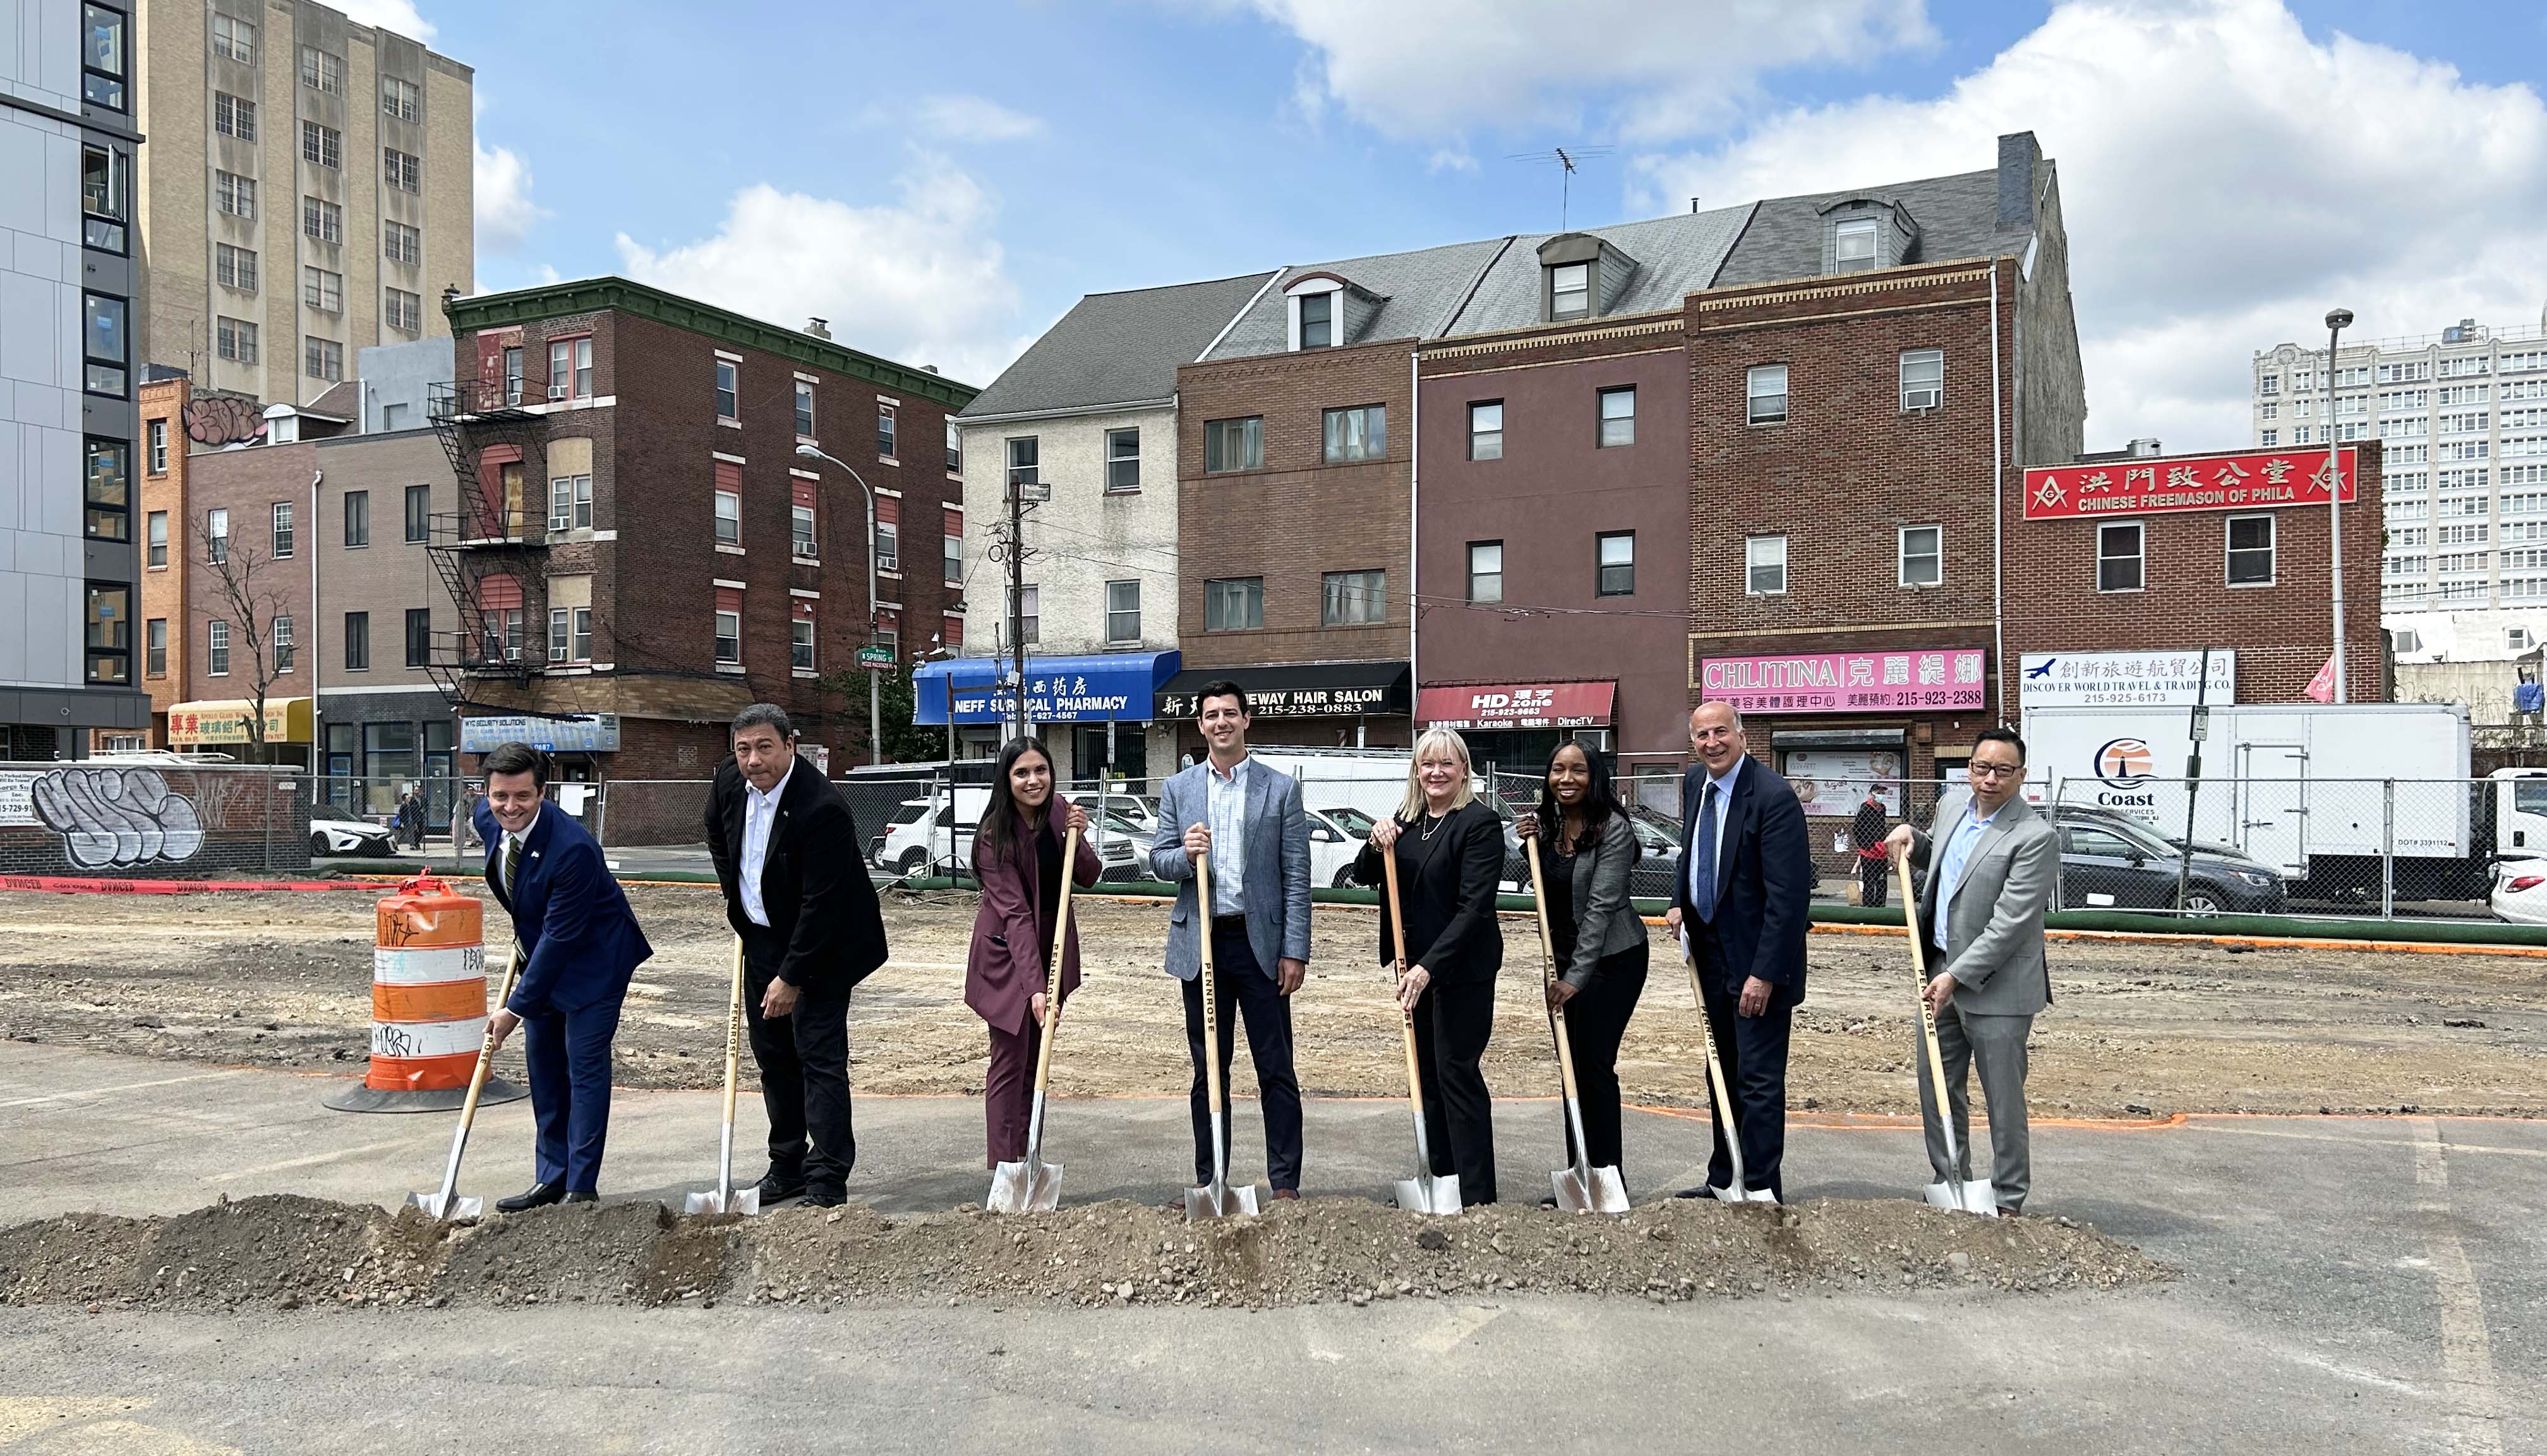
xmin=1 ymin=761 xmax=314 ymax=877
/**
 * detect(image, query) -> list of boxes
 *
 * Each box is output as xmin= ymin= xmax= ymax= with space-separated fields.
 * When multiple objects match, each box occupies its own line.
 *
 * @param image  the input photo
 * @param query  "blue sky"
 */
xmin=359 ymin=0 xmax=2547 ymax=448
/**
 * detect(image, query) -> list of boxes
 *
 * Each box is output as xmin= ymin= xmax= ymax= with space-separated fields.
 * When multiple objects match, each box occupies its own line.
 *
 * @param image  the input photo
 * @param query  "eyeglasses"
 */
xmin=1968 ymin=761 xmax=2023 ymax=780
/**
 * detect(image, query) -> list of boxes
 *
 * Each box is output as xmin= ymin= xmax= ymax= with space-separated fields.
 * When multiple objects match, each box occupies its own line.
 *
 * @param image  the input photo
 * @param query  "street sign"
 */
xmin=857 ymin=645 xmax=894 ymax=670
xmin=2190 ymin=706 xmax=2210 ymax=741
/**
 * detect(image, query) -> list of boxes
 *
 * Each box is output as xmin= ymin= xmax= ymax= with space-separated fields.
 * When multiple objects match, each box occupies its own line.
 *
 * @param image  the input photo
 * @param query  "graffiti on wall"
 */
xmin=183 ymin=394 xmax=268 ymax=447
xmin=1 ymin=768 xmax=207 ymax=869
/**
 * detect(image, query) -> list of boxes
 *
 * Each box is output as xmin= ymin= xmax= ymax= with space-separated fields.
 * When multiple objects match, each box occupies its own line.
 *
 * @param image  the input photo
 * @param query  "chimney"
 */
xmin=2128 ymin=437 xmax=2162 ymax=458
xmin=805 ymin=317 xmax=832 ymax=339
xmin=1690 ymin=197 xmax=1701 ymax=214
xmin=1996 ymin=131 xmax=2041 ymax=227
xmin=922 ymin=364 xmax=940 ymax=375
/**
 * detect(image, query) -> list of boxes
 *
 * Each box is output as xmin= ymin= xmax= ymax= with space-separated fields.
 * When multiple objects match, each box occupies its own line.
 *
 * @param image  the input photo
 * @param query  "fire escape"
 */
xmin=424 ymin=378 xmax=553 ymax=715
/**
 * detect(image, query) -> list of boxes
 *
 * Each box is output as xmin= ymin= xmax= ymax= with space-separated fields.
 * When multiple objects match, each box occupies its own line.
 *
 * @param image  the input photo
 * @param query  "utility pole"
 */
xmin=2325 ymin=307 xmax=2354 ymax=704
xmin=1008 ymin=466 xmax=1028 ymax=742
xmin=2175 ymin=645 xmax=2212 ymax=912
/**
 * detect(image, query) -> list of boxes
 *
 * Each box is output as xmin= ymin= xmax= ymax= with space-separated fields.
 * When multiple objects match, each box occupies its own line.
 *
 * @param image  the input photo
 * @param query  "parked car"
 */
xmin=1067 ymin=791 xmax=1158 ymax=836
xmin=2488 ymin=858 xmax=2547 ymax=925
xmin=2051 ymin=806 xmax=2286 ymax=914
xmin=870 ymin=787 xmax=990 ymax=876
xmin=1307 ymin=804 xmax=1376 ymax=887
xmin=311 ymin=816 xmax=397 ymax=858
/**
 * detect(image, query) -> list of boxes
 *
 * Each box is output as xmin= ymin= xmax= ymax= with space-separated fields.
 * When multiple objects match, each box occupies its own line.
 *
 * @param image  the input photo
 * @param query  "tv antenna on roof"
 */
xmin=1507 ymin=146 xmax=1613 ymax=229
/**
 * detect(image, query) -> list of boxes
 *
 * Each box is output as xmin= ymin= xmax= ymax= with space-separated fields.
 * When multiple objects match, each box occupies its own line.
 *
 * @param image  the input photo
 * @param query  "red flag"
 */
xmin=2304 ymin=654 xmax=2337 ymax=704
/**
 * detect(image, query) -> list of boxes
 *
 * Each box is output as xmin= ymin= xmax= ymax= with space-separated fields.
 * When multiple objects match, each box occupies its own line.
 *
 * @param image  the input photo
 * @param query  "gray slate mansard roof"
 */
xmin=1445 ymin=203 xmax=1757 ymax=335
xmin=1199 ymin=237 xmax=1515 ymax=361
xmin=1711 ymin=164 xmax=2037 ymax=289
xmin=960 ymin=271 xmax=1279 ymax=419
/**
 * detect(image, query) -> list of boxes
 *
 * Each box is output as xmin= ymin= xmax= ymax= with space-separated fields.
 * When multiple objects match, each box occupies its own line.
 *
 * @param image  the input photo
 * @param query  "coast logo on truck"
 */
xmin=2092 ymin=738 xmax=2159 ymax=807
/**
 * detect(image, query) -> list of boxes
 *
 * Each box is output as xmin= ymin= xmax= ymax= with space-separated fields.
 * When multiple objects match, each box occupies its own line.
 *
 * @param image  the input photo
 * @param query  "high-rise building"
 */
xmin=0 ymin=0 xmax=150 ymax=757
xmin=133 ymin=0 xmax=473 ymax=407
xmin=2254 ymin=310 xmax=2547 ymax=615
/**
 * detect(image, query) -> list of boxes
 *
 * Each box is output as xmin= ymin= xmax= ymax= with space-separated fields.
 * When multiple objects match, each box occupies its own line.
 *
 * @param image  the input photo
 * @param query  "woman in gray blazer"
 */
xmin=1516 ymin=742 xmax=1649 ymax=1182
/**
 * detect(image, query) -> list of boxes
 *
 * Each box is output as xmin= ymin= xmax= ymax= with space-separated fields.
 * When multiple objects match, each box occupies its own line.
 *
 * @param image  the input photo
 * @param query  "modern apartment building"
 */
xmin=2255 ymin=309 xmax=2547 ymax=617
xmin=0 ymin=0 xmax=150 ymax=757
xmin=133 ymin=0 xmax=472 ymax=407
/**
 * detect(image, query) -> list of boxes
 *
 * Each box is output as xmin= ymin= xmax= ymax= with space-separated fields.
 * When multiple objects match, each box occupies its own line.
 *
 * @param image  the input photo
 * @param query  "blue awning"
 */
xmin=913 ymin=651 xmax=1181 ymax=725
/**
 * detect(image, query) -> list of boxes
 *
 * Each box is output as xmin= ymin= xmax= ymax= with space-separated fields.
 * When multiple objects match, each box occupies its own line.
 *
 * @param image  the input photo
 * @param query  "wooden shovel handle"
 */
xmin=455 ymin=939 xmax=524 ymax=1136
xmin=1030 ymin=825 xmax=1080 ymax=1097
xmin=720 ymin=936 xmax=745 ymax=1126
xmin=1894 ymin=854 xmax=1965 ymax=1162
xmin=1380 ymin=846 xmax=1429 ymax=1121
xmin=1524 ymin=838 xmax=1586 ymax=1104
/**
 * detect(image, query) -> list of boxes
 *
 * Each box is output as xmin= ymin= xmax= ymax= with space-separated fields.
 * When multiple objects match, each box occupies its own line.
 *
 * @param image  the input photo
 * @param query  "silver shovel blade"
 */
xmin=405 ymin=1191 xmax=481 ymax=1222
xmin=1185 ymin=1179 xmax=1260 ymax=1221
xmin=684 ymin=1187 xmax=762 ymax=1217
xmin=1924 ymin=1179 xmax=1999 ymax=1217
xmin=1551 ymin=1165 xmax=1631 ymax=1215
xmin=1393 ymin=1174 xmax=1462 ymax=1216
xmin=986 ymin=1158 xmax=1061 ymax=1215
xmin=1706 ymin=1183 xmax=1779 ymax=1205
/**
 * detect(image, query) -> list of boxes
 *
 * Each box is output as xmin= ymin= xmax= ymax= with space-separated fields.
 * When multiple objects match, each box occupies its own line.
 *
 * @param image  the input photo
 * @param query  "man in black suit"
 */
xmin=702 ymin=704 xmax=889 ymax=1207
xmin=1666 ymin=701 xmax=1814 ymax=1202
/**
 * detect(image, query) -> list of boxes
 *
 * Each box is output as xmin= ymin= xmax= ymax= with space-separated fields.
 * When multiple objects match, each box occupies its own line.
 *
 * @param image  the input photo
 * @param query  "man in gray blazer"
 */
xmin=1886 ymin=726 xmax=2057 ymax=1215
xmin=1148 ymin=680 xmax=1313 ymax=1198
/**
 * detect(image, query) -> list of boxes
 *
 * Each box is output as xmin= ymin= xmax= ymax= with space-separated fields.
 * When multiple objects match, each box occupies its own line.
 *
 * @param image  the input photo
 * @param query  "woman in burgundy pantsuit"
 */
xmin=965 ymin=737 xmax=1097 ymax=1169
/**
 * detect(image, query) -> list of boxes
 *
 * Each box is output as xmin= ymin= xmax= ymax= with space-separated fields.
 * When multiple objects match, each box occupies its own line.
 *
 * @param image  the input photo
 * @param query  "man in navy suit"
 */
xmin=477 ymin=742 xmax=653 ymax=1210
xmin=1665 ymin=701 xmax=1813 ymax=1202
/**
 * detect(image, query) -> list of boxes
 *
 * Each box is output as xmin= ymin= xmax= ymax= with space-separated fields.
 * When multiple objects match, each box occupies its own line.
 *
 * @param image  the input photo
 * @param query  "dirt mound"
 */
xmin=0 ymin=1193 xmax=2164 ymax=1313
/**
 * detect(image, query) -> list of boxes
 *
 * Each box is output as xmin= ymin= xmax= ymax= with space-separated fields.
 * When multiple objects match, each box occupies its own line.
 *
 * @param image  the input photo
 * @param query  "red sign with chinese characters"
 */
xmin=2021 ymin=447 xmax=2357 ymax=521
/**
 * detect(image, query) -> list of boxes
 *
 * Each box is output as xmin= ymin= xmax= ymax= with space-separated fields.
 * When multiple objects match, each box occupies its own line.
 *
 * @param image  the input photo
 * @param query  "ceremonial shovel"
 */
xmin=1183 ymin=849 xmax=1260 ymax=1221
xmin=1896 ymin=855 xmax=1998 ymax=1218
xmin=1525 ymin=838 xmax=1629 ymax=1214
xmin=685 ymin=937 xmax=761 ymax=1217
xmin=987 ymin=824 xmax=1081 ymax=1215
xmin=1380 ymin=850 xmax=1462 ymax=1216
xmin=406 ymin=939 xmax=524 ymax=1220
xmin=1677 ymin=940 xmax=1777 ymax=1203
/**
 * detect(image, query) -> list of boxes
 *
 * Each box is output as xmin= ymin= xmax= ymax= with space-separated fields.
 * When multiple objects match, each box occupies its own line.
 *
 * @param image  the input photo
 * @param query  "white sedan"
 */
xmin=2490 ymin=858 xmax=2547 ymax=925
xmin=311 ymin=816 xmax=397 ymax=858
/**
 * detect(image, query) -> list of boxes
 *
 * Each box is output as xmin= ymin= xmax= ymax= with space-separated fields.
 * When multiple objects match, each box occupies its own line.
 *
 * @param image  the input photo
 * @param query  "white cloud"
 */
xmin=1428 ymin=147 xmax=1478 ymax=173
xmin=1635 ymin=0 xmax=2547 ymax=450
xmin=1234 ymin=0 xmax=1934 ymax=141
xmin=474 ymin=138 xmax=545 ymax=256
xmin=912 ymin=94 xmax=1048 ymax=143
xmin=613 ymin=159 xmax=1023 ymax=386
xmin=334 ymin=0 xmax=434 ymax=43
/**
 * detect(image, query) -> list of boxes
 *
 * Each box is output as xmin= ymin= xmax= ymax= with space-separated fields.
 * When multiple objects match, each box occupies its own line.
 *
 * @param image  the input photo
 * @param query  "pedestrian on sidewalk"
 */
xmin=478 ymin=742 xmax=652 ymax=1210
xmin=702 ymin=705 xmax=888 ymax=1208
xmin=1886 ymin=727 xmax=2056 ymax=1217
xmin=1148 ymin=681 xmax=1312 ymax=1200
xmin=1852 ymin=785 xmax=1891 ymax=908
xmin=1515 ymin=740 xmax=1647 ymax=1186
xmin=1354 ymin=726 xmax=1507 ymax=1204
xmin=965 ymin=737 xmax=1097 ymax=1170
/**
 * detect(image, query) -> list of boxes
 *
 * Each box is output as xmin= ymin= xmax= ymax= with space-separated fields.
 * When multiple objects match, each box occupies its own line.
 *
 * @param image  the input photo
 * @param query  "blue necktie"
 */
xmin=1692 ymin=781 xmax=1719 ymax=923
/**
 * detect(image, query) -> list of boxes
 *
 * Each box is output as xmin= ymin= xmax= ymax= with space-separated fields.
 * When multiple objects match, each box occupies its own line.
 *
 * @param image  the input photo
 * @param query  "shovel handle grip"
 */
xmin=1894 ymin=855 xmax=1966 ymax=1167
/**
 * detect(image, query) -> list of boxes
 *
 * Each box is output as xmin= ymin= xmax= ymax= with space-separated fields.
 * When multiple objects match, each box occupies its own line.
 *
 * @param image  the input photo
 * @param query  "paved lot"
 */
xmin=0 ymin=1042 xmax=2535 ymax=1453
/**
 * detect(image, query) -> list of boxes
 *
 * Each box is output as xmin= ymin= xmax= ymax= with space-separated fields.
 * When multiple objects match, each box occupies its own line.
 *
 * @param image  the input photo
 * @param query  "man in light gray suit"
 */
xmin=1886 ymin=726 xmax=2057 ymax=1216
xmin=1148 ymin=680 xmax=1313 ymax=1198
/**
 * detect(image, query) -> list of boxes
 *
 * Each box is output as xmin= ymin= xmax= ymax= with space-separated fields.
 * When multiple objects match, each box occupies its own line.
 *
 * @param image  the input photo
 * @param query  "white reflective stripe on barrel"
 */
xmin=373 ymin=944 xmax=486 ymax=986
xmin=370 ymin=1016 xmax=488 ymax=1061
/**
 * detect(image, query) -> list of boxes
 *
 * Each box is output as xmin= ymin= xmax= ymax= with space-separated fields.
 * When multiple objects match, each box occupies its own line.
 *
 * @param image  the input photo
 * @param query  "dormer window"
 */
xmin=1550 ymin=263 xmax=1590 ymax=322
xmin=1300 ymin=290 xmax=1334 ymax=349
xmin=1286 ymin=274 xmax=1360 ymax=352
xmin=1834 ymin=218 xmax=1879 ymax=270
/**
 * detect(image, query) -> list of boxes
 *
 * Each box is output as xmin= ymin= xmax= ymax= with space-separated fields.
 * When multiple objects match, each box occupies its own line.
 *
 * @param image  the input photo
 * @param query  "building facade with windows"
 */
xmin=0 ymin=0 xmax=150 ymax=757
xmin=949 ymin=273 xmax=1272 ymax=784
xmin=133 ymin=0 xmax=472 ymax=409
xmin=436 ymin=277 xmax=974 ymax=829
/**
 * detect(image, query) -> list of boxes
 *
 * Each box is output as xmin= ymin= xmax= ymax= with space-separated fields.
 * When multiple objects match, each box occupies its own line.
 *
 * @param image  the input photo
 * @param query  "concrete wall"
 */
xmin=2397 ymin=659 xmax=2517 ymax=723
xmin=353 ymin=334 xmax=450 ymax=431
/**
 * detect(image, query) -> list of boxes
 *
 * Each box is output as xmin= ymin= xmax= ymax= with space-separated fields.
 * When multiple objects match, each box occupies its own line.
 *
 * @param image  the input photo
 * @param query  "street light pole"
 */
xmin=795 ymin=445 xmax=882 ymax=765
xmin=2325 ymin=307 xmax=2354 ymax=705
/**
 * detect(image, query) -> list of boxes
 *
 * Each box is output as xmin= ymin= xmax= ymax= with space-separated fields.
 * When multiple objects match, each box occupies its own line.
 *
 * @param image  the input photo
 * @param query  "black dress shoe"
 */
xmin=562 ymin=1190 xmax=598 ymax=1204
xmin=754 ymin=1170 xmax=807 ymax=1205
xmin=496 ymin=1181 xmax=565 ymax=1213
xmin=804 ymin=1187 xmax=847 ymax=1208
xmin=1673 ymin=1185 xmax=1725 ymax=1200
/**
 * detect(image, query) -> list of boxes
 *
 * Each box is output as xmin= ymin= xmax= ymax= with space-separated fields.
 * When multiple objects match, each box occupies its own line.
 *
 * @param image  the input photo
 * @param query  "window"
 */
xmin=145 ymin=617 xmax=166 ymax=677
xmin=305 ymin=336 xmax=342 ymax=382
xmin=343 ymin=490 xmax=370 ymax=548
xmin=214 ymin=92 xmax=256 ymax=141
xmin=878 ymin=403 xmax=897 ymax=459
xmin=1105 ymin=580 xmax=1142 ymax=643
xmin=83 ymin=440 xmax=128 ymax=542
xmin=550 ymin=337 xmax=592 ymax=400
xmin=1299 ymin=289 xmax=1334 ymax=349
xmin=83 ymin=293 xmax=126 ymax=396
xmin=714 ymin=359 xmax=738 ymax=420
xmin=876 ymin=507 xmax=899 ymax=573
xmin=1889 ymin=523 xmax=1945 ymax=587
xmin=1596 ymin=532 xmax=1634 ymax=596
xmin=404 ymin=484 xmax=431 ymax=542
xmin=382 ymin=147 xmax=419 ymax=194
xmin=302 ymin=196 xmax=340 ymax=243
xmin=1597 ymin=387 xmax=1635 ymax=447
xmin=1323 ymin=569 xmax=1385 ymax=625
xmin=270 ymin=501 xmax=294 ymax=558
xmin=2097 ymin=521 xmax=2145 ymax=593
xmin=1018 ymin=585 xmax=1040 ymax=642
xmin=2511 ymin=627 xmax=2538 ymax=654
xmin=83 ymin=4 xmax=124 ymax=109
xmin=792 ymin=503 xmax=816 ymax=558
xmin=2260 ymin=428 xmax=2278 ymax=447
xmin=946 ymin=419 xmax=963 ymax=475
xmin=794 ymin=380 xmax=815 ymax=436
xmin=714 ymin=488 xmax=741 ymax=545
xmin=944 ymin=510 xmax=963 ymax=586
xmin=1204 ymin=577 xmax=1262 ymax=632
xmin=1467 ymin=541 xmax=1503 ymax=603
xmin=1747 ymin=364 xmax=1789 ymax=425
xmin=302 ymin=267 xmax=342 ymax=313
xmin=382 ymin=75 xmax=418 ymax=122
xmin=1468 ymin=401 xmax=1503 ymax=460
xmin=301 ymin=121 xmax=340 ymax=170
xmin=548 ymin=473 xmax=591 ymax=532
xmin=1901 ymin=349 xmax=1944 ymax=411
xmin=548 ymin=606 xmax=593 ymax=665
xmin=1079 ymin=425 xmax=1137 ymax=493
xmin=2227 ymin=515 xmax=2275 ymax=586
xmin=1323 ymin=404 xmax=1387 ymax=463
xmin=405 ymin=608 xmax=431 ymax=667
xmin=1550 ymin=262 xmax=1591 ymax=322
xmin=145 ymin=419 xmax=166 ymax=476
xmin=82 ymin=143 xmax=128 ymax=250
xmin=1834 ymin=217 xmax=1878 ymax=270
xmin=272 ymin=614 xmax=294 ymax=673
xmin=790 ymin=617 xmax=814 ymax=671
xmin=344 ymin=611 xmax=370 ymax=671
xmin=1006 ymin=436 xmax=1039 ymax=493
xmin=207 ymin=620 xmax=230 ymax=676
xmin=217 ymin=245 xmax=258 ymax=294
xmin=206 ymin=507 xmax=229 ymax=564
xmin=385 ymin=220 xmax=421 ymax=265
xmin=85 ymin=583 xmax=129 ymax=683
xmin=1745 ymin=534 xmax=1786 ymax=594
xmin=211 ymin=13 xmax=255 ymax=62
xmin=385 ymin=289 xmax=421 ymax=334
xmin=1204 ymin=417 xmax=1263 ymax=474
xmin=214 ymin=169 xmax=253 ymax=222
xmin=503 ymin=346 xmax=524 ymax=404
xmin=299 ymin=45 xmax=340 ymax=93
xmin=146 ymin=510 xmax=166 ymax=568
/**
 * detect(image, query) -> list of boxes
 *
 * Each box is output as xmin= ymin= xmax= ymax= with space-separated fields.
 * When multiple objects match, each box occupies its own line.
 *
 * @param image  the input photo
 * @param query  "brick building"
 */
xmin=435 ymin=277 xmax=975 ymax=833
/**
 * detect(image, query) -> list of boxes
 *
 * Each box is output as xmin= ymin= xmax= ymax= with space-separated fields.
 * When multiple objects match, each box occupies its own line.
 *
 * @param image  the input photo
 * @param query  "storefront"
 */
xmin=913 ymin=652 xmax=1181 ymax=788
xmin=1155 ymin=660 xmax=1412 ymax=759
xmin=1414 ymin=680 xmax=1615 ymax=778
xmin=459 ymin=712 xmax=621 ymax=781
xmin=167 ymin=697 xmax=315 ymax=767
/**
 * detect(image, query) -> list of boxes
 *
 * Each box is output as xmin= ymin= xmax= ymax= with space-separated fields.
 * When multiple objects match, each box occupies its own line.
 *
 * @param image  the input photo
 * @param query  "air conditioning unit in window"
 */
xmin=793 ymin=540 xmax=819 ymax=561
xmin=1903 ymin=386 xmax=1941 ymax=412
xmin=503 ymin=646 xmax=522 ymax=663
xmin=548 ymin=382 xmax=569 ymax=401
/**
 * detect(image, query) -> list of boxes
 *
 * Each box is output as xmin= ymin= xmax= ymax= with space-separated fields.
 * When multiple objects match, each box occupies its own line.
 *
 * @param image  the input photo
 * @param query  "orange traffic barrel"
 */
xmin=323 ymin=875 xmax=525 ymax=1113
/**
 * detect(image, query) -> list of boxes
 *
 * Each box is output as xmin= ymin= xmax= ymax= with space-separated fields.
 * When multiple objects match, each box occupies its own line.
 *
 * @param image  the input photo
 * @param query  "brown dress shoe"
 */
xmin=1272 ymin=1188 xmax=1300 ymax=1201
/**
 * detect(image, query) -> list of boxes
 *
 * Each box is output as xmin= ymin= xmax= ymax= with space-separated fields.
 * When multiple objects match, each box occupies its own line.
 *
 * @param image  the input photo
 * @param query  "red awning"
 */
xmin=1416 ymin=681 xmax=1615 ymax=731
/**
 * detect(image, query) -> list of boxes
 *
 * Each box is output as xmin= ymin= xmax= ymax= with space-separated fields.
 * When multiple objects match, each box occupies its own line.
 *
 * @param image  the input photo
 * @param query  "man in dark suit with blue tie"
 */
xmin=1665 ymin=701 xmax=1813 ymax=1202
xmin=476 ymin=742 xmax=653 ymax=1211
